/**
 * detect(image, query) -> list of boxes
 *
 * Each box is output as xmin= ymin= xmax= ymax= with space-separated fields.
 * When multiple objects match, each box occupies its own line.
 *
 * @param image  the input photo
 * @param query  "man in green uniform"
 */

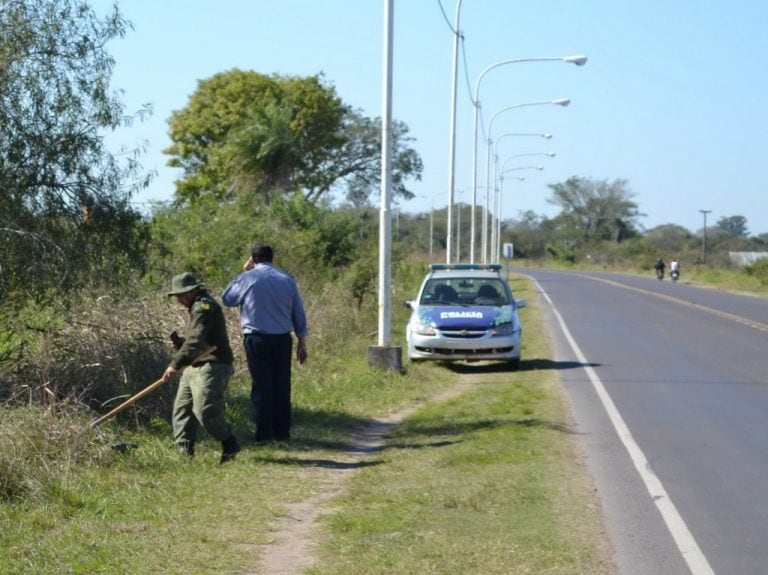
xmin=163 ymin=272 xmax=241 ymax=463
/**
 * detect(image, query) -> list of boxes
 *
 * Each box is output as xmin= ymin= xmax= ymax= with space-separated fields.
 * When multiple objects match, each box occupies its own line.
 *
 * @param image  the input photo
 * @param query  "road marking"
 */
xmin=586 ymin=275 xmax=768 ymax=333
xmin=534 ymin=280 xmax=716 ymax=575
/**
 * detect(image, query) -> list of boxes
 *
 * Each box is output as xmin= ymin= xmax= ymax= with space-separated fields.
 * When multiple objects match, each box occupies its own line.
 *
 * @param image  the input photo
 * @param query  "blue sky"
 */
xmin=96 ymin=0 xmax=768 ymax=236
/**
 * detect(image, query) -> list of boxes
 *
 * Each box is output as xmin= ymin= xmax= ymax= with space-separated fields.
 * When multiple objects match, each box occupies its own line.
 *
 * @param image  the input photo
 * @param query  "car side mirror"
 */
xmin=515 ymin=299 xmax=527 ymax=309
xmin=404 ymin=300 xmax=414 ymax=309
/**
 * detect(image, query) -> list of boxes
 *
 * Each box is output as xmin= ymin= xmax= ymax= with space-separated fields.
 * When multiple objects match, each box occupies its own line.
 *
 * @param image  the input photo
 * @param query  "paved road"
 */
xmin=515 ymin=269 xmax=768 ymax=575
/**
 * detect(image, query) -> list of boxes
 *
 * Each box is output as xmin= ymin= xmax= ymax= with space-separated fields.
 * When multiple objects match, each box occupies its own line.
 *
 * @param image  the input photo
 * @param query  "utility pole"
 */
xmin=699 ymin=209 xmax=711 ymax=264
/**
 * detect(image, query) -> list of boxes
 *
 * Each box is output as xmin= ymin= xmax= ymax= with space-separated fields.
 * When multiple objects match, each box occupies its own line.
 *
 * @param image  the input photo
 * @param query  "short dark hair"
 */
xmin=251 ymin=243 xmax=274 ymax=263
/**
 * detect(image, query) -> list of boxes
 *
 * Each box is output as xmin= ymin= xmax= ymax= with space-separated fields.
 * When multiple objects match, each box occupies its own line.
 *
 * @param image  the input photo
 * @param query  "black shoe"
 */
xmin=220 ymin=435 xmax=241 ymax=464
xmin=178 ymin=441 xmax=195 ymax=457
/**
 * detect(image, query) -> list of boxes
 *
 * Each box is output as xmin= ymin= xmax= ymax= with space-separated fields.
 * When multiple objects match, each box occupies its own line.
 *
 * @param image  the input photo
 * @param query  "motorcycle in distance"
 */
xmin=656 ymin=267 xmax=664 ymax=281
xmin=671 ymin=269 xmax=679 ymax=283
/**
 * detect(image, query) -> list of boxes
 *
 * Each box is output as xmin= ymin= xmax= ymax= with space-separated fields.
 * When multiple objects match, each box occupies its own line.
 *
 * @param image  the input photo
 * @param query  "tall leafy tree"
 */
xmin=645 ymin=223 xmax=693 ymax=253
xmin=164 ymin=69 xmax=422 ymax=205
xmin=0 ymin=0 xmax=150 ymax=299
xmin=547 ymin=176 xmax=643 ymax=243
xmin=716 ymin=215 xmax=749 ymax=237
xmin=340 ymin=114 xmax=422 ymax=207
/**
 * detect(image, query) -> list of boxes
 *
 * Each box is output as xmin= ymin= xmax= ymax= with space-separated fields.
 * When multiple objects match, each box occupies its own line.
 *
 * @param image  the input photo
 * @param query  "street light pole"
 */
xmin=469 ymin=54 xmax=586 ymax=263
xmin=482 ymin=99 xmax=570 ymax=263
xmin=700 ymin=209 xmax=712 ymax=264
xmin=491 ymin=166 xmax=543 ymax=262
xmin=369 ymin=0 xmax=401 ymax=370
xmin=445 ymin=0 xmax=464 ymax=264
xmin=497 ymin=174 xmax=525 ymax=263
xmin=456 ymin=190 xmax=462 ymax=261
xmin=430 ymin=204 xmax=434 ymax=258
xmin=411 ymin=193 xmax=436 ymax=259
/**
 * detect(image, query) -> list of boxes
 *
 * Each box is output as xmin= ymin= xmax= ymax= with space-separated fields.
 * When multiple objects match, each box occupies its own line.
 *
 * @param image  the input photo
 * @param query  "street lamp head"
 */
xmin=552 ymin=98 xmax=571 ymax=107
xmin=543 ymin=133 xmax=553 ymax=139
xmin=564 ymin=54 xmax=588 ymax=66
xmin=546 ymin=152 xmax=556 ymax=157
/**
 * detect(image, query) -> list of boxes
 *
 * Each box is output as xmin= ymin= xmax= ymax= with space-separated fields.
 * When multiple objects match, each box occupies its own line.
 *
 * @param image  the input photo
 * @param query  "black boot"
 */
xmin=220 ymin=435 xmax=241 ymax=464
xmin=178 ymin=441 xmax=195 ymax=457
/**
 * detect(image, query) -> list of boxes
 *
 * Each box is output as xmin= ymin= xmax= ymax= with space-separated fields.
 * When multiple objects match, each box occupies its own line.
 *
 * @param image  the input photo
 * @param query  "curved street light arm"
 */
xmin=498 ymin=153 xmax=555 ymax=174
xmin=494 ymin=133 xmax=553 ymax=160
xmin=469 ymin=54 xmax=586 ymax=263
xmin=473 ymin=55 xmax=587 ymax=105
xmin=487 ymin=99 xmax=570 ymax=143
xmin=480 ymin=99 xmax=568 ymax=263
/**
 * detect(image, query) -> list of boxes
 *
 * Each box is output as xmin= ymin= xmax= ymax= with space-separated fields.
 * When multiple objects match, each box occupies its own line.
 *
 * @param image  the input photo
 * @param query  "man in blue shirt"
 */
xmin=222 ymin=244 xmax=308 ymax=443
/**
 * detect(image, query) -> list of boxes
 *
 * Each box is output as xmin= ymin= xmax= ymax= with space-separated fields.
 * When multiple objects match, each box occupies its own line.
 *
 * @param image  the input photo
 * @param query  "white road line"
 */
xmin=535 ymin=280 xmax=716 ymax=575
xmin=584 ymin=274 xmax=768 ymax=333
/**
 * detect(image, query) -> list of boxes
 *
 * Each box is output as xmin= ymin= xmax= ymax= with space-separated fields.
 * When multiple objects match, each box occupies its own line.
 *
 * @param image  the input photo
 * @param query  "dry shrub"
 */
xmin=2 ymin=264 xmax=381 ymax=425
xmin=300 ymin=276 xmax=378 ymax=359
xmin=4 ymin=292 xmax=191 ymax=425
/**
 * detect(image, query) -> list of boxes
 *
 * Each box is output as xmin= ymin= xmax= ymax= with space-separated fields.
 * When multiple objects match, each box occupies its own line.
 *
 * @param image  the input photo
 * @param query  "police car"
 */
xmin=404 ymin=264 xmax=527 ymax=369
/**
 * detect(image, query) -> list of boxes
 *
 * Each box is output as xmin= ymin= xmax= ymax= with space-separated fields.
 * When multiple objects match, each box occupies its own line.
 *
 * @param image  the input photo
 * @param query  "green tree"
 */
xmin=341 ymin=115 xmax=422 ymax=207
xmin=0 ymin=0 xmax=150 ymax=300
xmin=504 ymin=211 xmax=550 ymax=259
xmin=645 ymin=223 xmax=692 ymax=253
xmin=546 ymin=176 xmax=643 ymax=244
xmin=716 ymin=215 xmax=749 ymax=237
xmin=164 ymin=69 xmax=422 ymax=206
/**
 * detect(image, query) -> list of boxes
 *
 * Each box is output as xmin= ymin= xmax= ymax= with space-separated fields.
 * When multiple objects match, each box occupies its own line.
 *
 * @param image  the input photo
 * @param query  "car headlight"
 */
xmin=491 ymin=322 xmax=517 ymax=336
xmin=411 ymin=321 xmax=436 ymax=336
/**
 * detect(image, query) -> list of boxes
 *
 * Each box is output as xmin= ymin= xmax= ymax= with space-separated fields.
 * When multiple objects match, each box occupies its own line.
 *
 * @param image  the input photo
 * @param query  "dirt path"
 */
xmin=246 ymin=380 xmax=473 ymax=575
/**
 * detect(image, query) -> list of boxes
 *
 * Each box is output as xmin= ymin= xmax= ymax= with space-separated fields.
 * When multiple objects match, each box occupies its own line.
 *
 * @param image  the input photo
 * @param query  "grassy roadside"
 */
xmin=0 ymin=275 xmax=614 ymax=574
xmin=307 ymin=275 xmax=614 ymax=574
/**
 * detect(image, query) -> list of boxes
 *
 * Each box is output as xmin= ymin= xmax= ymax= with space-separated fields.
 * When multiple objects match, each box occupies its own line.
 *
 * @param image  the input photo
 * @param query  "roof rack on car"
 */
xmin=429 ymin=263 xmax=502 ymax=271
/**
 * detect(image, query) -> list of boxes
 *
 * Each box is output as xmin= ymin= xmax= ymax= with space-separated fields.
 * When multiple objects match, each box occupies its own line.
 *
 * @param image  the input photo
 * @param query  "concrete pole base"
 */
xmin=367 ymin=345 xmax=403 ymax=372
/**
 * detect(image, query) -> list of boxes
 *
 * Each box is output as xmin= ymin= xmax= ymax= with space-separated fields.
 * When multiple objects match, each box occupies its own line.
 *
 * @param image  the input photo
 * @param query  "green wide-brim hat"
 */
xmin=167 ymin=272 xmax=204 ymax=296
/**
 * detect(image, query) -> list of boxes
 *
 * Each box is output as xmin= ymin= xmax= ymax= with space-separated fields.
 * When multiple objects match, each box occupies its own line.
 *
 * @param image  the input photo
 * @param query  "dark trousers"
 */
xmin=243 ymin=332 xmax=293 ymax=441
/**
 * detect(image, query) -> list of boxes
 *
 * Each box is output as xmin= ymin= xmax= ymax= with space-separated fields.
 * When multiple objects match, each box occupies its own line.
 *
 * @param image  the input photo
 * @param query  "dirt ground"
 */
xmin=245 ymin=380 xmax=473 ymax=575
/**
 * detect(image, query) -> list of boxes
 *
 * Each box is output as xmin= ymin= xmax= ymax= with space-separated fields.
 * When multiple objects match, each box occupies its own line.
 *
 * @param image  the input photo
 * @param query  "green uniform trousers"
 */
xmin=172 ymin=362 xmax=234 ymax=444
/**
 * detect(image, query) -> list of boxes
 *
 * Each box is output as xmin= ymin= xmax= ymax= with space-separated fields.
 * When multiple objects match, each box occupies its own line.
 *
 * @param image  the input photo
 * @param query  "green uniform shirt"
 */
xmin=171 ymin=291 xmax=234 ymax=368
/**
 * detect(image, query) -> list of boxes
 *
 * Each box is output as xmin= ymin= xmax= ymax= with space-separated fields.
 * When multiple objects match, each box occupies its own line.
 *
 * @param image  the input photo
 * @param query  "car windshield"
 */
xmin=420 ymin=278 xmax=509 ymax=306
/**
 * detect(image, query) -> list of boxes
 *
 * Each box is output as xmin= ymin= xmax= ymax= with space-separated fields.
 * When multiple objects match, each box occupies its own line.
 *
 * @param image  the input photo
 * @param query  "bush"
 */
xmin=145 ymin=194 xmax=373 ymax=293
xmin=1 ymin=289 xmax=185 ymax=424
xmin=744 ymin=258 xmax=768 ymax=285
xmin=0 ymin=406 xmax=110 ymax=504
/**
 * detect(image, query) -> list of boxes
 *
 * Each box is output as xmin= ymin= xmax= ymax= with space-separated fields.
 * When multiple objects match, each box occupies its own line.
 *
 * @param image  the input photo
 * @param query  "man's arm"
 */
xmin=164 ymin=302 xmax=212 ymax=381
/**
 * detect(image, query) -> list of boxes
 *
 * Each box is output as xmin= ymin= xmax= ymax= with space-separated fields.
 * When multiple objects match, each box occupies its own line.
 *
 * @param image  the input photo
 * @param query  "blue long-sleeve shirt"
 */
xmin=221 ymin=263 xmax=308 ymax=337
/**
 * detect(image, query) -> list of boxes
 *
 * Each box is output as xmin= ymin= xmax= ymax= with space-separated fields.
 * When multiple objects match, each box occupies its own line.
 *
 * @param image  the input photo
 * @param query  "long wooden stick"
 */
xmin=90 ymin=346 xmax=217 ymax=429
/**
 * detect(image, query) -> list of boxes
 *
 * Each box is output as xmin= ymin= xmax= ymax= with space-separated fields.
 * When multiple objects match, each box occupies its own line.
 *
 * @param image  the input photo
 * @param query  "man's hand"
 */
xmin=169 ymin=330 xmax=185 ymax=350
xmin=162 ymin=365 xmax=180 ymax=382
xmin=296 ymin=338 xmax=308 ymax=365
xmin=243 ymin=257 xmax=254 ymax=271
